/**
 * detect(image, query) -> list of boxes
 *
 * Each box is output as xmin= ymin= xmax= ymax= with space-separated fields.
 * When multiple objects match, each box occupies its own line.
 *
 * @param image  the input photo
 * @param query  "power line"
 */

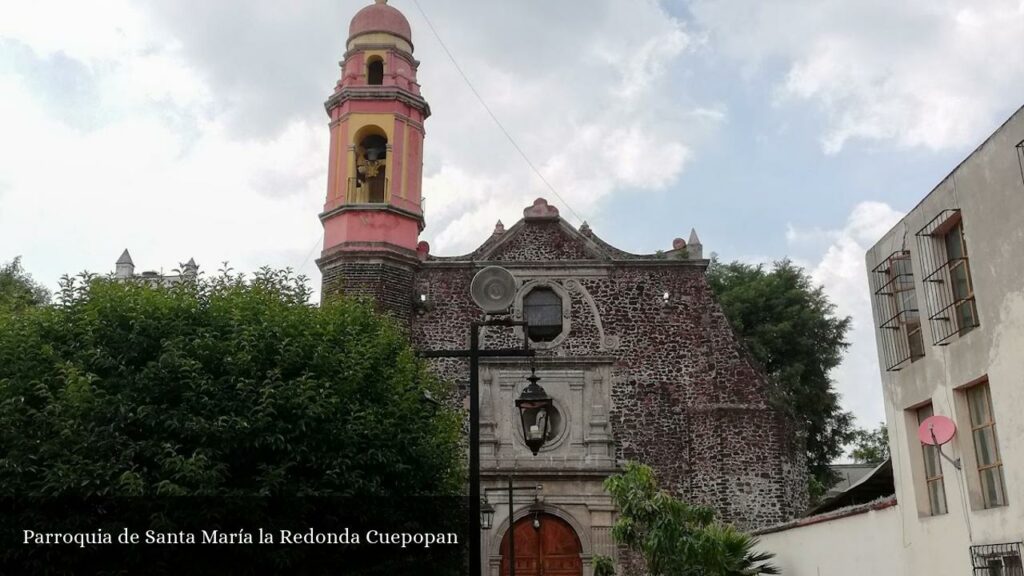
xmin=298 ymin=232 xmax=324 ymax=272
xmin=409 ymin=0 xmax=587 ymax=225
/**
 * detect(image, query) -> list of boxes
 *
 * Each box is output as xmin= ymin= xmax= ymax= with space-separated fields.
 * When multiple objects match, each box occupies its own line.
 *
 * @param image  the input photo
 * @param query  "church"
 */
xmin=316 ymin=2 xmax=807 ymax=574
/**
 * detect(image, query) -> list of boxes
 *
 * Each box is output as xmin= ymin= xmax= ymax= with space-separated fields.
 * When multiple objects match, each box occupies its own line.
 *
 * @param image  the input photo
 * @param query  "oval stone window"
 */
xmin=523 ymin=288 xmax=563 ymax=342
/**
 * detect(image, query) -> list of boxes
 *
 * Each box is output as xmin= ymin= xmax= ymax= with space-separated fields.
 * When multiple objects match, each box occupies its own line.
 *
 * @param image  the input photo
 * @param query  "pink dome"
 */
xmin=349 ymin=0 xmax=412 ymax=45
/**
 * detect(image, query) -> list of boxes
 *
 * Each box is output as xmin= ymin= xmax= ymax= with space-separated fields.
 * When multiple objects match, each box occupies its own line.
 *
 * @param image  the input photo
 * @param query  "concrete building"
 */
xmin=760 ymin=106 xmax=1024 ymax=575
xmin=863 ymin=104 xmax=1024 ymax=575
xmin=315 ymin=2 xmax=808 ymax=575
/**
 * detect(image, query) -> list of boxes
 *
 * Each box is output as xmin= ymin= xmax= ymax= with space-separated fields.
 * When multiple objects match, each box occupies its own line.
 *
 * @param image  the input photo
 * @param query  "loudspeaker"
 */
xmin=470 ymin=266 xmax=517 ymax=314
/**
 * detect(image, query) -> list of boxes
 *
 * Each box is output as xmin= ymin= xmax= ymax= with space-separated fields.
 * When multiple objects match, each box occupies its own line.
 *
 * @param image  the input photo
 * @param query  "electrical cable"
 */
xmin=298 ymin=233 xmax=325 ymax=274
xmin=409 ymin=0 xmax=587 ymax=225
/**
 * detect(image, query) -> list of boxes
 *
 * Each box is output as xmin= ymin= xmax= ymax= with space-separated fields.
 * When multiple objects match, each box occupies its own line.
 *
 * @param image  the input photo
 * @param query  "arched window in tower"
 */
xmin=367 ymin=57 xmax=384 ymax=85
xmin=523 ymin=288 xmax=563 ymax=342
xmin=355 ymin=133 xmax=388 ymax=203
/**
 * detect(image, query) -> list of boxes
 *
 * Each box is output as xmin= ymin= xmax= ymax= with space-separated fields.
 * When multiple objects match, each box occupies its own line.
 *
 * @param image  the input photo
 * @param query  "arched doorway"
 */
xmin=499 ymin=513 xmax=582 ymax=576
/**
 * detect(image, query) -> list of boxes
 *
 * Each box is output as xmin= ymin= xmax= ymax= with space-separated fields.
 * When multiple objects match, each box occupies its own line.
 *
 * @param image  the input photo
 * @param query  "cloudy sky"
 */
xmin=2 ymin=0 xmax=1023 ymax=428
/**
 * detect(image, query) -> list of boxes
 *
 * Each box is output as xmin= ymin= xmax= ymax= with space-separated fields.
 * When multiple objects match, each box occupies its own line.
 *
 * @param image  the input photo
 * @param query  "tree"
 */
xmin=850 ymin=423 xmax=890 ymax=464
xmin=605 ymin=462 xmax=779 ymax=576
xmin=0 ymin=256 xmax=50 ymax=313
xmin=0 ymin=269 xmax=463 ymax=573
xmin=706 ymin=258 xmax=855 ymax=499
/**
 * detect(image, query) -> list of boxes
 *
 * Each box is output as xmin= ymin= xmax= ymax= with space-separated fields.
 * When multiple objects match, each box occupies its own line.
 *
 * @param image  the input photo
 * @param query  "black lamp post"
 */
xmin=516 ymin=367 xmax=553 ymax=456
xmin=417 ymin=266 xmax=558 ymax=576
xmin=420 ymin=319 xmax=531 ymax=576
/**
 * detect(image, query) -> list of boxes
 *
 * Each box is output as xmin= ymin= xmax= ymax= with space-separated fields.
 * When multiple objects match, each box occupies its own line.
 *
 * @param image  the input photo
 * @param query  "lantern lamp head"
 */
xmin=529 ymin=500 xmax=544 ymax=530
xmin=480 ymin=498 xmax=495 ymax=530
xmin=516 ymin=367 xmax=553 ymax=456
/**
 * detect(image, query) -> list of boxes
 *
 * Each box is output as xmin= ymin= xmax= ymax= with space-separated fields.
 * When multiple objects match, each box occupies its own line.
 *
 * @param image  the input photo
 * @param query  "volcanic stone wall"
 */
xmin=320 ymin=257 xmax=416 ymax=323
xmin=409 ymin=253 xmax=807 ymax=529
xmin=323 ymin=217 xmax=808 ymax=530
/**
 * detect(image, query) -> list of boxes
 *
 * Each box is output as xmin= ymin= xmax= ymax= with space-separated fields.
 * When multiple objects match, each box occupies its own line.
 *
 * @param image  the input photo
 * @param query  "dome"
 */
xmin=349 ymin=0 xmax=412 ymax=46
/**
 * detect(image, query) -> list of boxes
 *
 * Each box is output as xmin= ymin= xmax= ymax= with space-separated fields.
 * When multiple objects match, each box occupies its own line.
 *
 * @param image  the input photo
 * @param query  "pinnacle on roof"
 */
xmin=116 ymin=249 xmax=134 ymax=265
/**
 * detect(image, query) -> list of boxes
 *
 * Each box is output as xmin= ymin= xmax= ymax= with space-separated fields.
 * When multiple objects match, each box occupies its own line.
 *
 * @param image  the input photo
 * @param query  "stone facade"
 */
xmin=316 ymin=4 xmax=806 ymax=574
xmin=323 ymin=198 xmax=808 ymax=574
xmin=319 ymin=251 xmax=418 ymax=324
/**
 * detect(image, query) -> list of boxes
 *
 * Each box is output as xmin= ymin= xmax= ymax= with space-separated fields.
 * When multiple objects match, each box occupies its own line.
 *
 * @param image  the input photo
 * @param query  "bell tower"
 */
xmin=318 ymin=0 xmax=429 ymax=319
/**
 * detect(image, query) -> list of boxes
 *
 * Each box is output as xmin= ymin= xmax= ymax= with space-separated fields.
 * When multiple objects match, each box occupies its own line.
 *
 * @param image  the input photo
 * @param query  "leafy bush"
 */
xmin=593 ymin=554 xmax=617 ymax=576
xmin=0 ymin=268 xmax=463 ymax=573
xmin=605 ymin=462 xmax=779 ymax=576
xmin=0 ymin=256 xmax=50 ymax=313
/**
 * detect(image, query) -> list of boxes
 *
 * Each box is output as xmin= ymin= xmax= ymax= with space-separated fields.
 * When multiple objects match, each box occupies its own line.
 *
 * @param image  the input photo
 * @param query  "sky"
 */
xmin=1 ymin=0 xmax=1023 ymax=430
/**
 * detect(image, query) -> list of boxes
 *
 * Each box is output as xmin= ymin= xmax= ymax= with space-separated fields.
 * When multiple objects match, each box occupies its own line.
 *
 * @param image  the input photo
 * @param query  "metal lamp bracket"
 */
xmin=932 ymin=430 xmax=962 ymax=470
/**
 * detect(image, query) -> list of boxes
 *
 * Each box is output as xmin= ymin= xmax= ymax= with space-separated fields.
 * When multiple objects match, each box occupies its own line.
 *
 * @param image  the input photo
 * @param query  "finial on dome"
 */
xmin=375 ymin=0 xmax=387 ymax=4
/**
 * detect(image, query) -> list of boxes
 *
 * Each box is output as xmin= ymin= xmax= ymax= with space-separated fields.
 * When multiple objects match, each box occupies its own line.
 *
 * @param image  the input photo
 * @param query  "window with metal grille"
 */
xmin=916 ymin=404 xmax=947 ymax=515
xmin=915 ymin=210 xmax=980 ymax=345
xmin=523 ymin=288 xmax=563 ymax=342
xmin=971 ymin=542 xmax=1023 ymax=576
xmin=870 ymin=250 xmax=925 ymax=370
xmin=967 ymin=382 xmax=1008 ymax=508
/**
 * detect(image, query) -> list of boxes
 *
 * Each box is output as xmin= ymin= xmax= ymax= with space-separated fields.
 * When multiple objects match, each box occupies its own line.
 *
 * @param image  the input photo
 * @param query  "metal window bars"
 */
xmin=870 ymin=250 xmax=925 ymax=371
xmin=971 ymin=542 xmax=1024 ymax=576
xmin=915 ymin=209 xmax=980 ymax=345
xmin=1016 ymin=139 xmax=1024 ymax=189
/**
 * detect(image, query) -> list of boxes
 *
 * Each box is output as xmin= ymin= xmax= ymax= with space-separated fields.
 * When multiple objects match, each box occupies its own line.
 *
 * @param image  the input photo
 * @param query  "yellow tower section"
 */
xmin=319 ymin=0 xmax=429 ymax=260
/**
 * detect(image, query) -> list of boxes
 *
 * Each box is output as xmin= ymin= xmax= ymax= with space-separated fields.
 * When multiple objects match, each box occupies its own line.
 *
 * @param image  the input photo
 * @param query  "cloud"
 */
xmin=689 ymin=0 xmax=1024 ymax=152
xmin=787 ymin=201 xmax=905 ymax=428
xmin=0 ymin=0 xmax=710 ymax=291
xmin=0 ymin=71 xmax=325 ymax=292
xmin=411 ymin=0 xmax=703 ymax=254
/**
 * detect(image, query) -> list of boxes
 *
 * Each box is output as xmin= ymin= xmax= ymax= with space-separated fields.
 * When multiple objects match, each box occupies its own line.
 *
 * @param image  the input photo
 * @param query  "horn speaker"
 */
xmin=471 ymin=266 xmax=517 ymax=313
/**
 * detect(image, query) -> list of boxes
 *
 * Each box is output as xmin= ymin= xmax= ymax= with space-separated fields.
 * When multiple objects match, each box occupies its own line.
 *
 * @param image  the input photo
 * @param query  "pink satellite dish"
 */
xmin=918 ymin=415 xmax=957 ymax=446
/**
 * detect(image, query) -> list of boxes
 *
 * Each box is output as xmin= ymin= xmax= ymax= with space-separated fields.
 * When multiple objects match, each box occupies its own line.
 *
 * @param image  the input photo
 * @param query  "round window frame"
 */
xmin=514 ymin=280 xmax=571 ymax=349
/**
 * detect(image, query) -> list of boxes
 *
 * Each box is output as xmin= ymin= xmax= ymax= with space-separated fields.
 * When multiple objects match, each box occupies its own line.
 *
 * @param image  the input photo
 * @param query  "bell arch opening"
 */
xmin=353 ymin=126 xmax=388 ymax=203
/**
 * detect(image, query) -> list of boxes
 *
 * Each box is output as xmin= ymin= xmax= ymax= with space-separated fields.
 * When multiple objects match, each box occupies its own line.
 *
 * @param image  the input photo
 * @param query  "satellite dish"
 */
xmin=918 ymin=415 xmax=957 ymax=446
xmin=471 ymin=266 xmax=517 ymax=313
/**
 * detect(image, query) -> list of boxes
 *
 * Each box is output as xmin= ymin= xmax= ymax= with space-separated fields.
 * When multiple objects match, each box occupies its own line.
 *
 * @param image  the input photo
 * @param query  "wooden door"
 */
xmin=499 ymin=514 xmax=582 ymax=576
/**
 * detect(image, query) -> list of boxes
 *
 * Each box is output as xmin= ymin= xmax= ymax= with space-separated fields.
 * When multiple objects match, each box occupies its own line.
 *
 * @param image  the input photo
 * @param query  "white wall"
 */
xmin=757 ymin=502 xmax=904 ymax=576
xmin=864 ymin=104 xmax=1024 ymax=574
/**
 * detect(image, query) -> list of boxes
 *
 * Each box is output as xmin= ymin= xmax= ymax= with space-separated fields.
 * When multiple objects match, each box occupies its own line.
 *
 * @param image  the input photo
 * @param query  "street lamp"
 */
xmin=528 ymin=500 xmax=545 ymax=530
xmin=480 ymin=498 xmax=495 ymax=530
xmin=418 ymin=265 xmax=534 ymax=576
xmin=484 ymin=478 xmax=543 ymax=576
xmin=516 ymin=367 xmax=553 ymax=456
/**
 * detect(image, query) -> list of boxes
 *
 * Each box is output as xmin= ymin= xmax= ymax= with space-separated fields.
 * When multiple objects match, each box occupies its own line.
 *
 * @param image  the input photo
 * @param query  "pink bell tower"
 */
xmin=318 ymin=0 xmax=429 ymax=318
